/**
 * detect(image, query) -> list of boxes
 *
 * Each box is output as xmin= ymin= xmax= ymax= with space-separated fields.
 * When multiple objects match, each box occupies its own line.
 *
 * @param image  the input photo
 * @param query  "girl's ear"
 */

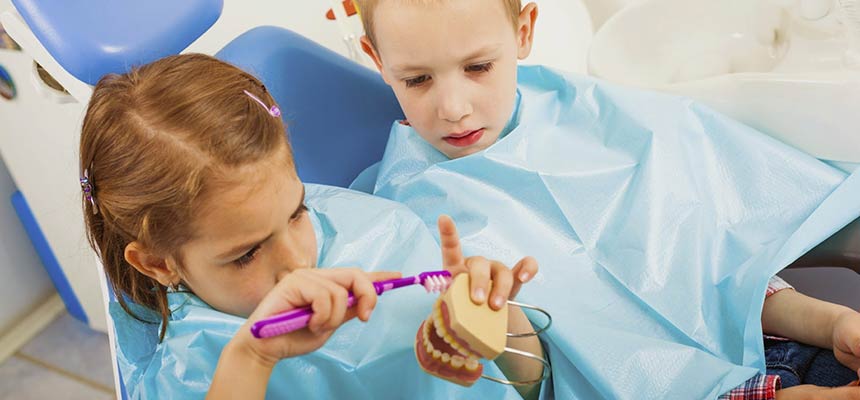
xmin=516 ymin=2 xmax=539 ymax=60
xmin=124 ymin=241 xmax=179 ymax=287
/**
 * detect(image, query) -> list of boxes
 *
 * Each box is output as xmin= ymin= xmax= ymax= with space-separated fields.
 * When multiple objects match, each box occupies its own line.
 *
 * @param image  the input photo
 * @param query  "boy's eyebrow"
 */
xmin=390 ymin=44 xmax=504 ymax=74
xmin=217 ymin=186 xmax=306 ymax=260
xmin=460 ymin=43 xmax=504 ymax=62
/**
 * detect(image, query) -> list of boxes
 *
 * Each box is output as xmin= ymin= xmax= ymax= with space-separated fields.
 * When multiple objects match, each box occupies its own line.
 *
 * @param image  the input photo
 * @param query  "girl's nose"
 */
xmin=273 ymin=240 xmax=313 ymax=279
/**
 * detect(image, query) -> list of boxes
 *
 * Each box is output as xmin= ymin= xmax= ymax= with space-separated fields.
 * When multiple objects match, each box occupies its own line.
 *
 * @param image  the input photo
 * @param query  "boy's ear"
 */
xmin=124 ymin=241 xmax=180 ymax=287
xmin=516 ymin=2 xmax=539 ymax=60
xmin=360 ymin=35 xmax=386 ymax=74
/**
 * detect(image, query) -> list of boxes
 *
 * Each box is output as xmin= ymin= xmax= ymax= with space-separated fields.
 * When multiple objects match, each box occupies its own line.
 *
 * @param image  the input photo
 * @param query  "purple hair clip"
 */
xmin=80 ymin=169 xmax=99 ymax=215
xmin=243 ymin=90 xmax=281 ymax=118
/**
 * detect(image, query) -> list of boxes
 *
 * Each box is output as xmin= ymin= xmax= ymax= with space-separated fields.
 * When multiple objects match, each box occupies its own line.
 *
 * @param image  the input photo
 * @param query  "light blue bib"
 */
xmin=371 ymin=65 xmax=860 ymax=399
xmin=111 ymin=184 xmax=526 ymax=399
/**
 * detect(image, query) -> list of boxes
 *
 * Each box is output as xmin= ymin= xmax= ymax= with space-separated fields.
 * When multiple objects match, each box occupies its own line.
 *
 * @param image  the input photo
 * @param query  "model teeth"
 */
xmin=419 ymin=300 xmax=483 ymax=373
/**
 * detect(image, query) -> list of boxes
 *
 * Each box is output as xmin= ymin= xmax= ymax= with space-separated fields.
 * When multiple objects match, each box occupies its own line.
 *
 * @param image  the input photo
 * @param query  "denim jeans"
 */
xmin=765 ymin=339 xmax=857 ymax=388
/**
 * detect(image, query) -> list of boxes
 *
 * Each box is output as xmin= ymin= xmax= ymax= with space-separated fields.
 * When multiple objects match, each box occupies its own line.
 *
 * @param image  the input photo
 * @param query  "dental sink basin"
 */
xmin=588 ymin=0 xmax=860 ymax=163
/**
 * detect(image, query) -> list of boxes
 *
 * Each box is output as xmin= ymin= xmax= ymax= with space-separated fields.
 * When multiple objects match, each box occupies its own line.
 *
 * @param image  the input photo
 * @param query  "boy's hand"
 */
xmin=833 ymin=310 xmax=860 ymax=371
xmin=235 ymin=268 xmax=401 ymax=367
xmin=776 ymin=367 xmax=860 ymax=398
xmin=776 ymin=383 xmax=860 ymax=399
xmin=437 ymin=215 xmax=538 ymax=310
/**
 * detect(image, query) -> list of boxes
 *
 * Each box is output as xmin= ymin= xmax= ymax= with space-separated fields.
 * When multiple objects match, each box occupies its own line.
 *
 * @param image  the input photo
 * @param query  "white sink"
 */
xmin=588 ymin=0 xmax=860 ymax=163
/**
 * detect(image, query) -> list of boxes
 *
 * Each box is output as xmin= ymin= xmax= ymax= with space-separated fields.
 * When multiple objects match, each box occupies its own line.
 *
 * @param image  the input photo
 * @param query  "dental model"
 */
xmin=415 ymin=274 xmax=508 ymax=386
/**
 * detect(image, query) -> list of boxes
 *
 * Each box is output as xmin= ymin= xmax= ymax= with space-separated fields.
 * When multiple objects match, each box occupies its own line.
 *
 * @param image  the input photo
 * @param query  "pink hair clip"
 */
xmin=243 ymin=90 xmax=281 ymax=118
xmin=80 ymin=168 xmax=99 ymax=215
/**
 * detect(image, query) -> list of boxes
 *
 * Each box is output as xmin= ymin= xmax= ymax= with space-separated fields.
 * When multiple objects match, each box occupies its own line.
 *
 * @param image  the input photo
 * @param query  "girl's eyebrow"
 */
xmin=216 ymin=186 xmax=306 ymax=260
xmin=218 ymin=233 xmax=273 ymax=260
xmin=289 ymin=186 xmax=307 ymax=219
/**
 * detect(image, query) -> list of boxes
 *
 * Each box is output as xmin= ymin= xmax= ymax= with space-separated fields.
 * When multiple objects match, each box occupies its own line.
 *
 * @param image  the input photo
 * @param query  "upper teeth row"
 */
xmin=421 ymin=301 xmax=480 ymax=371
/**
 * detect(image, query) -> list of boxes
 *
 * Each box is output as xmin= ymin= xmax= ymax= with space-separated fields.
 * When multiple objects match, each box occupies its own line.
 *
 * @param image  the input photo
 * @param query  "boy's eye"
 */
xmin=465 ymin=62 xmax=494 ymax=73
xmin=234 ymin=244 xmax=261 ymax=268
xmin=404 ymin=75 xmax=430 ymax=88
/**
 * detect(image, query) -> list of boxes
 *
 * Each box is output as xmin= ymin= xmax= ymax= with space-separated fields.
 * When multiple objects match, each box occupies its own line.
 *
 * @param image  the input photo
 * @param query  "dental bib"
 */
xmin=110 ymin=184 xmax=525 ymax=399
xmin=371 ymin=65 xmax=860 ymax=399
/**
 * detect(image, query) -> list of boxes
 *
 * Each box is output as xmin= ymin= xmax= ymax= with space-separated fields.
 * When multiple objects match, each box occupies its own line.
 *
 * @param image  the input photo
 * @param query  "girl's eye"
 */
xmin=466 ymin=62 xmax=494 ymax=73
xmin=404 ymin=75 xmax=430 ymax=88
xmin=290 ymin=204 xmax=308 ymax=223
xmin=234 ymin=244 xmax=261 ymax=268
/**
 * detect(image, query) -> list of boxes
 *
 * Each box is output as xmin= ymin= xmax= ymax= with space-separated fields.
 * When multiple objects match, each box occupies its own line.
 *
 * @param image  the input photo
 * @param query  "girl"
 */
xmin=79 ymin=53 xmax=541 ymax=399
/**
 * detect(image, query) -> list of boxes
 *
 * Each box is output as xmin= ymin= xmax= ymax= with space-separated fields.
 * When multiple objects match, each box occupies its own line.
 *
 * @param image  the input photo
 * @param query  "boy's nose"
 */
xmin=437 ymin=90 xmax=472 ymax=123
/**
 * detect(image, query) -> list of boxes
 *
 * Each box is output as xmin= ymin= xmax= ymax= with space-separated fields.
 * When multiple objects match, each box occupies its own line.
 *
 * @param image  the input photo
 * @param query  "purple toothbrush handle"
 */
xmin=250 ymin=275 xmax=429 ymax=339
xmin=251 ymin=295 xmax=358 ymax=338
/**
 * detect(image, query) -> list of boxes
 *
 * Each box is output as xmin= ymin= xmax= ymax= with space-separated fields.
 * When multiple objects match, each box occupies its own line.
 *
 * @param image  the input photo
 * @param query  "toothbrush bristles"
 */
xmin=423 ymin=274 xmax=451 ymax=293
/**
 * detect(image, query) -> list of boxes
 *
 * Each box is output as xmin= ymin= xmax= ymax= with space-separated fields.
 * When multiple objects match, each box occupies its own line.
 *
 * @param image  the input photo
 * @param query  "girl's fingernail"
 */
xmin=474 ymin=288 xmax=486 ymax=302
xmin=493 ymin=296 xmax=505 ymax=308
xmin=519 ymin=272 xmax=531 ymax=282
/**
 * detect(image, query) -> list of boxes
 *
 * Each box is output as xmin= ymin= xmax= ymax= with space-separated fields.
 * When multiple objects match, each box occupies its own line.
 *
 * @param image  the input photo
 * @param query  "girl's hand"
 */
xmin=437 ymin=215 xmax=538 ymax=310
xmin=233 ymin=267 xmax=402 ymax=367
xmin=833 ymin=310 xmax=860 ymax=371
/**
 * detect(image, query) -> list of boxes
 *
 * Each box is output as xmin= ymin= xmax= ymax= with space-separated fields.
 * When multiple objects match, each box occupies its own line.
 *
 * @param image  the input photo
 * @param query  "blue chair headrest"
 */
xmin=13 ymin=0 xmax=223 ymax=85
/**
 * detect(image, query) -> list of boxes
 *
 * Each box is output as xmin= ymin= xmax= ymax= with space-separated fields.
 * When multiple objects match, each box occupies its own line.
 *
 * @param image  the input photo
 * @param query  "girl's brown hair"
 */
xmin=80 ymin=53 xmax=292 ymax=340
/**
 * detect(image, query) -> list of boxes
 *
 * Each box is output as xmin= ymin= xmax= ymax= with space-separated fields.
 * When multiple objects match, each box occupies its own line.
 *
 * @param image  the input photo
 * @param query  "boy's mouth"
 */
xmin=443 ymin=129 xmax=484 ymax=147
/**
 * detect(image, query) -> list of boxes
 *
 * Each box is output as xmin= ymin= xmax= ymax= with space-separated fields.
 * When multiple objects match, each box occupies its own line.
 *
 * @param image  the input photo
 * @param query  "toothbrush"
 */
xmin=251 ymin=270 xmax=452 ymax=338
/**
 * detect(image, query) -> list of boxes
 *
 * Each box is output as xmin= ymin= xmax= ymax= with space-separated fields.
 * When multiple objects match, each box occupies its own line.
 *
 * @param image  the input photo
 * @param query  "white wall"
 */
xmin=0 ymin=0 xmax=68 ymax=334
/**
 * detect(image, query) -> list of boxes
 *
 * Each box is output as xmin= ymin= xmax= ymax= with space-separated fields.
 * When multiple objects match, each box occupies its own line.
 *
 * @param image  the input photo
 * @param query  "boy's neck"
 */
xmin=498 ymin=89 xmax=523 ymax=141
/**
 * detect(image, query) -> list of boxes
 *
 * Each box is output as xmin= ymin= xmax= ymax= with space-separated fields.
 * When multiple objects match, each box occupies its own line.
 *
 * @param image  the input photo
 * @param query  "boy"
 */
xmin=355 ymin=0 xmax=860 ymax=398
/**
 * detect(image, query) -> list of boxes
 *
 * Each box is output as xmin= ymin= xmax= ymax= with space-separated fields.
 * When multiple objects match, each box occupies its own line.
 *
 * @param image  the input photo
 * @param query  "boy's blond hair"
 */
xmin=355 ymin=0 xmax=522 ymax=46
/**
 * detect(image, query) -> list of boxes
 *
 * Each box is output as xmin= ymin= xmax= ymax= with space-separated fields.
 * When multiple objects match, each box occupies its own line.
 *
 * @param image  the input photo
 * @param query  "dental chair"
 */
xmin=1 ymin=1 xmax=857 ymax=398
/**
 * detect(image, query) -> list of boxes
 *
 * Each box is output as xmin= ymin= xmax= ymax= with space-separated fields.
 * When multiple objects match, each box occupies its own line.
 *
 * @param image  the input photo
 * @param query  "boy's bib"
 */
xmin=372 ymin=65 xmax=860 ymax=399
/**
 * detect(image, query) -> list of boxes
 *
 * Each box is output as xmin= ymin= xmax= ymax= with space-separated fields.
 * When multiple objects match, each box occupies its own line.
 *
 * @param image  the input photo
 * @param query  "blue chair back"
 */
xmin=216 ymin=26 xmax=403 ymax=187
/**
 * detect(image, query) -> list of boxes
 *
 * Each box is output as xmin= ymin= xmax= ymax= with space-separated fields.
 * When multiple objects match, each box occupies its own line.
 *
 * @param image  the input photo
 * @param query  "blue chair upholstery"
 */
xmin=216 ymin=26 xmax=404 ymax=187
xmin=12 ymin=0 xmax=223 ymax=85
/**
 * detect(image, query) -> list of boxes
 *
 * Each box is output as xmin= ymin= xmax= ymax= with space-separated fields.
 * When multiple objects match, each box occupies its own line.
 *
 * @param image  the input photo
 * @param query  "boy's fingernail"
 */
xmin=519 ymin=272 xmax=531 ymax=282
xmin=473 ymin=288 xmax=486 ymax=302
xmin=493 ymin=296 xmax=505 ymax=308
